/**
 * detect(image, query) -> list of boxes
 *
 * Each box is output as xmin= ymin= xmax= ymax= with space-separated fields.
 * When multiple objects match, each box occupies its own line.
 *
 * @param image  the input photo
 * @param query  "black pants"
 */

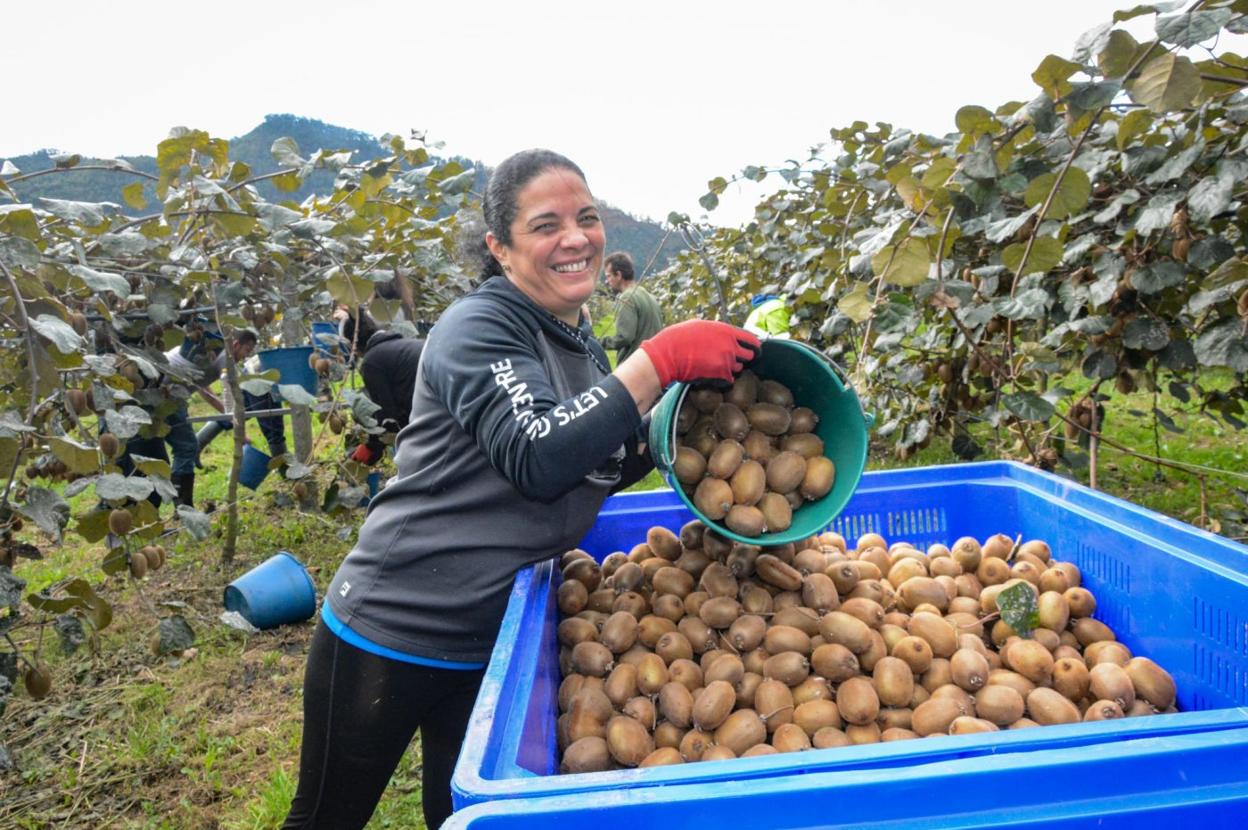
xmin=282 ymin=619 xmax=485 ymax=829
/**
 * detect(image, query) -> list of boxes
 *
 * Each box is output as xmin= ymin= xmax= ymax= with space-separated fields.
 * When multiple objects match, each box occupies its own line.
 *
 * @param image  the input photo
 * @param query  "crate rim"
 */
xmin=447 ymin=725 xmax=1248 ymax=828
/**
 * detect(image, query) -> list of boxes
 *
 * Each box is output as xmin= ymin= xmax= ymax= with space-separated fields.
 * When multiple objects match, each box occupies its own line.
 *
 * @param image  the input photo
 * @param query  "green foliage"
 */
xmin=655 ymin=3 xmax=1248 ymax=473
xmin=0 ymin=119 xmax=476 ymax=734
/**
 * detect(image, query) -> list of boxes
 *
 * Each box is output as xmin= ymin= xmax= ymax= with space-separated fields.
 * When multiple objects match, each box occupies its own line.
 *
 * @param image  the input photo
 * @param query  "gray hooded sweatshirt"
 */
xmin=326 ymin=276 xmax=650 ymax=663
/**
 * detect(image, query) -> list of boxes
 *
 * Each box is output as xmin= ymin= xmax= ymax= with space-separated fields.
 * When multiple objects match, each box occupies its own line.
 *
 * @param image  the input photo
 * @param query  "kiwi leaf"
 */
xmin=996 ymin=581 xmax=1040 ymax=638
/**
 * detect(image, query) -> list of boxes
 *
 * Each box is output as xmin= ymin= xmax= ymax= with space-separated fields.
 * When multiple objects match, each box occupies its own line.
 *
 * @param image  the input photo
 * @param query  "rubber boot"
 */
xmin=172 ymin=473 xmax=195 ymax=508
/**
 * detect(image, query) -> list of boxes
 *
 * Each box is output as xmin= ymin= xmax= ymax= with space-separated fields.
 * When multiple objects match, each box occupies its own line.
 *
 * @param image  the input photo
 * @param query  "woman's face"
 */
xmin=487 ymin=167 xmax=603 ymax=324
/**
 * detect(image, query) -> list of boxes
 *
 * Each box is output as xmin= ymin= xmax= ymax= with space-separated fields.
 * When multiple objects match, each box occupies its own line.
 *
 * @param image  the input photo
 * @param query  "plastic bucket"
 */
xmin=358 ymin=470 xmax=381 ymax=507
xmin=311 ymin=321 xmax=339 ymax=357
xmin=239 ymin=444 xmax=272 ymax=490
xmin=257 ymin=346 xmax=317 ymax=402
xmin=648 ymin=339 xmax=871 ymax=545
xmin=223 ymin=551 xmax=317 ymax=629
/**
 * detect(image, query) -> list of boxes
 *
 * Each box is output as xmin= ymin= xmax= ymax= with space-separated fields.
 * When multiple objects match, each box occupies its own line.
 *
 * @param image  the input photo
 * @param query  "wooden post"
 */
xmin=212 ymin=286 xmax=246 ymax=566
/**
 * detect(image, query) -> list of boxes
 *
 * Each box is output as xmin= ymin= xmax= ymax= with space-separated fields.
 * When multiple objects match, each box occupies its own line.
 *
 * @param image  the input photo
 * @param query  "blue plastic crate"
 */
xmin=446 ymin=726 xmax=1248 ymax=829
xmin=453 ymin=461 xmax=1248 ymax=809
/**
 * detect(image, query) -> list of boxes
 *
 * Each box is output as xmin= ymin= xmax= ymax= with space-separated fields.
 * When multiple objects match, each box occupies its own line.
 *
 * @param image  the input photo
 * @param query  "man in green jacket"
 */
xmin=601 ymin=252 xmax=664 ymax=364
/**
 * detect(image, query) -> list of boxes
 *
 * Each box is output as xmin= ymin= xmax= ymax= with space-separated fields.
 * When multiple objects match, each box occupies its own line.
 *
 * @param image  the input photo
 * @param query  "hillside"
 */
xmin=1 ymin=114 xmax=685 ymax=274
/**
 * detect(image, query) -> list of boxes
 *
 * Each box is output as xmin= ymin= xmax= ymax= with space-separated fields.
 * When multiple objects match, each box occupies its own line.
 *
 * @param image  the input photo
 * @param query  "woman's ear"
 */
xmin=485 ymin=232 xmax=508 ymax=272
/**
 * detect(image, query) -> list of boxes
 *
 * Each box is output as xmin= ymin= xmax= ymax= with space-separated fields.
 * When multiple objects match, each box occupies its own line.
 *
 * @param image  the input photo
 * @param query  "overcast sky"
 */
xmin=2 ymin=1 xmax=1239 ymax=226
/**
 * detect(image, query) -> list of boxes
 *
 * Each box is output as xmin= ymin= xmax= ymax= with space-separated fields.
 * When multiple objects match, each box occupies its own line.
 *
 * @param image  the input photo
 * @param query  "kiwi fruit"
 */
xmin=742 ymin=430 xmax=777 ymax=465
xmin=689 ymin=387 xmax=724 ymax=414
xmin=656 ymin=631 xmax=695 ymax=664
xmin=553 ymin=522 xmax=1181 ymax=772
xmin=788 ymin=407 xmax=819 ymax=434
xmin=746 ymin=402 xmax=792 ymax=436
xmin=673 ymin=447 xmax=708 ymax=486
xmin=729 ymin=460 xmax=766 ymax=506
xmin=974 ymin=684 xmax=1025 ymax=726
xmin=950 ymin=648 xmax=990 ymax=692
xmin=640 ymin=746 xmax=684 ymax=767
xmin=758 ymin=380 xmax=794 ymax=408
xmin=658 ymin=682 xmax=694 ymax=728
xmin=949 ymin=716 xmax=999 ymax=735
xmin=571 ymin=642 xmax=614 ymax=677
xmin=1124 ymin=657 xmax=1176 ymax=709
xmin=646 ymin=526 xmax=682 ymax=561
xmin=799 ymin=457 xmax=835 ymax=501
xmin=65 ymin=388 xmax=89 ymax=416
xmin=818 ymin=611 xmax=872 ymax=655
xmin=1083 ymin=700 xmax=1125 ymax=721
xmin=622 ymin=695 xmax=657 ymax=730
xmin=98 ymin=432 xmax=121 ymax=459
xmin=754 ymin=554 xmax=803 ymax=592
xmin=836 ymin=676 xmax=881 ymax=726
xmin=561 ymin=736 xmax=611 ymax=773
xmin=800 ymin=573 xmax=839 ymax=613
xmin=714 ymin=709 xmax=767 ymax=755
xmin=764 ymin=451 xmax=807 ymax=494
xmin=763 ymin=625 xmax=813 ymax=657
xmin=606 ymin=715 xmax=654 ymax=767
xmin=129 ymin=552 xmax=148 ymax=579
xmin=707 ymin=440 xmax=746 ymax=480
xmin=911 ymin=697 xmax=964 ymax=736
xmin=693 ymin=478 xmax=734 ymax=521
xmin=1089 ymin=662 xmax=1136 ymax=711
xmin=712 ymin=404 xmax=751 ymax=443
xmin=725 ymin=505 xmax=767 ymax=536
xmin=600 ymin=612 xmax=639 ymax=654
xmin=757 ymin=492 xmax=793 ymax=533
xmin=780 ymin=433 xmax=825 ymax=460
xmin=23 ymin=665 xmax=53 ymax=700
xmin=754 ymin=678 xmax=796 ymax=731
xmin=108 ymin=509 xmax=133 ymax=536
xmin=1026 ymin=687 xmax=1081 ymax=725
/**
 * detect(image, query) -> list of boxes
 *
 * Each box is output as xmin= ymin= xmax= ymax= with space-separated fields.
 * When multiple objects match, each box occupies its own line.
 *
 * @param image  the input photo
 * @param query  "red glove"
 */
xmin=350 ymin=443 xmax=381 ymax=465
xmin=640 ymin=320 xmax=761 ymax=388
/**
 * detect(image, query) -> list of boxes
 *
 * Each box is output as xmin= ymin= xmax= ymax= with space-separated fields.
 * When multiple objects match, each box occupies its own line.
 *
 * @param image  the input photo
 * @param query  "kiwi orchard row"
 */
xmin=673 ymin=371 xmax=834 ymax=538
xmin=554 ymin=522 xmax=1177 ymax=772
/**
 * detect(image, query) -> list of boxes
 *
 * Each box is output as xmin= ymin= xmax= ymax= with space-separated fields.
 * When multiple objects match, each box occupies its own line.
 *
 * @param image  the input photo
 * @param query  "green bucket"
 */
xmin=648 ymin=339 xmax=872 ymax=546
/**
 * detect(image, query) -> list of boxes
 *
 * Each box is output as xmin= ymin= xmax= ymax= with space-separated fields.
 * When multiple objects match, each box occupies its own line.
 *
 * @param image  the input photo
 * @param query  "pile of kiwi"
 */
xmin=672 ymin=371 xmax=834 ymax=538
xmin=554 ymin=524 xmax=1178 ymax=773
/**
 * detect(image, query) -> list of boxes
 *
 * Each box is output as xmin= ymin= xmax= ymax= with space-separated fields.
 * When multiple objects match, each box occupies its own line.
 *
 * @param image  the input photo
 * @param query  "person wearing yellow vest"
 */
xmin=744 ymin=293 xmax=792 ymax=339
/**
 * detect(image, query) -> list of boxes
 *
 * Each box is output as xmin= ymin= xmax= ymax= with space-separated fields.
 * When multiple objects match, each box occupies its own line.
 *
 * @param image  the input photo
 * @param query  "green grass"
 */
xmin=871 ymin=370 xmax=1248 ymax=541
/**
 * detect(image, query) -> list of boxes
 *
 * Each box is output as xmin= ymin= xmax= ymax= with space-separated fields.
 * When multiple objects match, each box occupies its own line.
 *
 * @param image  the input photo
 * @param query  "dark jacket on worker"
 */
xmin=326 ymin=276 xmax=653 ymax=663
xmin=359 ymin=330 xmax=425 ymax=433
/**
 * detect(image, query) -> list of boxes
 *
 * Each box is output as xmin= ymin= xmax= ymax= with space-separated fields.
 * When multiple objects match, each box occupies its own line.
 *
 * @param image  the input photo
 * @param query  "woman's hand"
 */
xmin=639 ymin=321 xmax=761 ymax=388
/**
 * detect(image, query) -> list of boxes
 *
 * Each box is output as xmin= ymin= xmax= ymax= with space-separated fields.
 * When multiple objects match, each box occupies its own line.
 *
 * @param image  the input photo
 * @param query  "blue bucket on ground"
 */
xmin=239 ymin=444 xmax=271 ymax=490
xmin=311 ymin=321 xmax=339 ymax=357
xmin=257 ymin=346 xmax=317 ymax=402
xmin=358 ymin=470 xmax=382 ymax=507
xmin=223 ymin=551 xmax=317 ymax=630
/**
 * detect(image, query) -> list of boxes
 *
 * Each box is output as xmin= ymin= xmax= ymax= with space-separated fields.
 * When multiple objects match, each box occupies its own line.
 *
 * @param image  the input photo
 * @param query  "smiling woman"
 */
xmin=280 ymin=148 xmax=761 ymax=830
xmin=485 ymin=163 xmax=604 ymax=324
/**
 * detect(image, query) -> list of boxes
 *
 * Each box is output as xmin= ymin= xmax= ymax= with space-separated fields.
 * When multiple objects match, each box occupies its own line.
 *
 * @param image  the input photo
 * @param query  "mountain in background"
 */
xmin=2 ymin=114 xmax=685 ymax=276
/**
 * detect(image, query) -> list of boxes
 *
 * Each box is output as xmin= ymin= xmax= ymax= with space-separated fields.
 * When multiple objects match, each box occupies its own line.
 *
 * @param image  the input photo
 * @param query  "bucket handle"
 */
xmin=655 ymin=385 xmax=688 ymax=474
xmin=780 ymin=340 xmax=875 ymax=429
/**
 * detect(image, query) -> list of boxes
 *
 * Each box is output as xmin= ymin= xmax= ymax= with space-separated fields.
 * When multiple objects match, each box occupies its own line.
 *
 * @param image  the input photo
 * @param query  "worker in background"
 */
xmin=339 ymin=308 xmax=426 ymax=465
xmin=600 ymin=251 xmax=664 ymax=364
xmin=743 ymin=293 xmax=792 ymax=339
